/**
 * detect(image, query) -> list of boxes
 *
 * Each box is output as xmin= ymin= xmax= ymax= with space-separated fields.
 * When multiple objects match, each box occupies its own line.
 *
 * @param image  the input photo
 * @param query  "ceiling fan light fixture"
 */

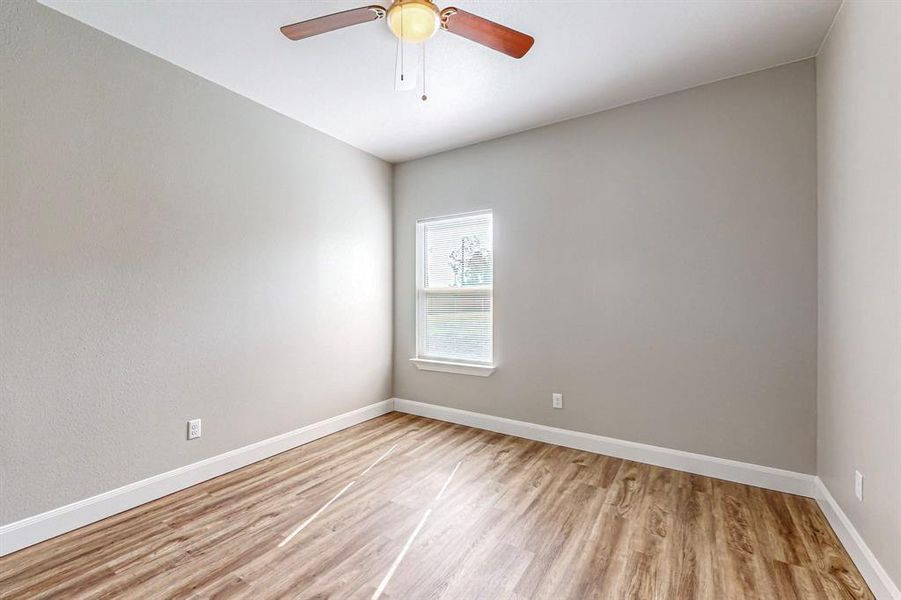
xmin=387 ymin=0 xmax=440 ymax=43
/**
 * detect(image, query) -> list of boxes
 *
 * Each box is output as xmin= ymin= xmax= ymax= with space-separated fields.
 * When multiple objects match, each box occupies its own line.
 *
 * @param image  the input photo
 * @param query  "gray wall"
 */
xmin=394 ymin=60 xmax=818 ymax=474
xmin=0 ymin=2 xmax=393 ymax=524
xmin=817 ymin=0 xmax=901 ymax=587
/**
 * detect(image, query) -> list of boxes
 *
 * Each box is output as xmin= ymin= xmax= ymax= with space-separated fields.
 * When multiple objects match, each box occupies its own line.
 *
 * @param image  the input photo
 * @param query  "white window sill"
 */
xmin=409 ymin=358 xmax=496 ymax=377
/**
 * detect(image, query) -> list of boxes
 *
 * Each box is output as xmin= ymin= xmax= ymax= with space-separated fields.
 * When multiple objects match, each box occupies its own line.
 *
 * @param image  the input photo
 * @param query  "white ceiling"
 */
xmin=40 ymin=0 xmax=839 ymax=163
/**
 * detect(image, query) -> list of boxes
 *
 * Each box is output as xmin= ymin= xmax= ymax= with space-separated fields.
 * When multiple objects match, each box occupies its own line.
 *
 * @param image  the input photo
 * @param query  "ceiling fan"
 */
xmin=280 ymin=0 xmax=535 ymax=59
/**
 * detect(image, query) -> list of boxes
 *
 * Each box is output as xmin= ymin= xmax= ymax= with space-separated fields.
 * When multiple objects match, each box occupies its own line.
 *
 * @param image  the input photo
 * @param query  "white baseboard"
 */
xmin=0 ymin=399 xmax=395 ymax=557
xmin=393 ymin=398 xmax=817 ymax=497
xmin=815 ymin=478 xmax=900 ymax=600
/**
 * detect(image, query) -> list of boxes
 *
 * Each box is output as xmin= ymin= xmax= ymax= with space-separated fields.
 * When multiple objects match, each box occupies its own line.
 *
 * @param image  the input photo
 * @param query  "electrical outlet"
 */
xmin=552 ymin=393 xmax=563 ymax=409
xmin=188 ymin=419 xmax=202 ymax=440
xmin=854 ymin=470 xmax=863 ymax=501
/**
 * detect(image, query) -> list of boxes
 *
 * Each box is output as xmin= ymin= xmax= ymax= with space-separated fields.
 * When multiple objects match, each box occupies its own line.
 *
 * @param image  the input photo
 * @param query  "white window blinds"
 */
xmin=416 ymin=211 xmax=493 ymax=365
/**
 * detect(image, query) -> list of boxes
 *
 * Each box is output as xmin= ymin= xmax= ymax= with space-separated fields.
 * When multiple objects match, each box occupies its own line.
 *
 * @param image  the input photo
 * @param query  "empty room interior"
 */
xmin=1 ymin=0 xmax=899 ymax=598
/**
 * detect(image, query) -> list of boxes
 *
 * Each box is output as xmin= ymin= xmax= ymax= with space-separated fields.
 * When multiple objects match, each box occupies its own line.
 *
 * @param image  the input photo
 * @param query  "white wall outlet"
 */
xmin=188 ymin=419 xmax=202 ymax=440
xmin=552 ymin=393 xmax=563 ymax=409
xmin=854 ymin=470 xmax=863 ymax=501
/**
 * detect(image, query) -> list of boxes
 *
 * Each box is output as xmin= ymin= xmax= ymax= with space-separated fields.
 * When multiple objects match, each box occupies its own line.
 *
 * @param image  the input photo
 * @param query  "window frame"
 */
xmin=411 ymin=210 xmax=496 ymax=376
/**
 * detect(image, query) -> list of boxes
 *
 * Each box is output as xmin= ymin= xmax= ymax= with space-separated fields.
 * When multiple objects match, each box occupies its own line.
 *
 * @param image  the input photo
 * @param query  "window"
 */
xmin=412 ymin=211 xmax=495 ymax=376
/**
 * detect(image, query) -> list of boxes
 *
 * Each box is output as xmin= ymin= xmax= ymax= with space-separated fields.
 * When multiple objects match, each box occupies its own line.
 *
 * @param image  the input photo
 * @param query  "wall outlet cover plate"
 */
xmin=188 ymin=419 xmax=202 ymax=440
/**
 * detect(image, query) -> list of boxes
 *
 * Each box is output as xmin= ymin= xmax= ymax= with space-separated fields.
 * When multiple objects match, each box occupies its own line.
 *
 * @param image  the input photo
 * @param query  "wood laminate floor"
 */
xmin=0 ymin=413 xmax=872 ymax=599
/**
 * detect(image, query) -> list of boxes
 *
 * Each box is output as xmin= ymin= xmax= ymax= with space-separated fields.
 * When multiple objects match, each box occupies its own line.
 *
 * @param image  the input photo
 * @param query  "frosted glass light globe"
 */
xmin=387 ymin=0 xmax=440 ymax=43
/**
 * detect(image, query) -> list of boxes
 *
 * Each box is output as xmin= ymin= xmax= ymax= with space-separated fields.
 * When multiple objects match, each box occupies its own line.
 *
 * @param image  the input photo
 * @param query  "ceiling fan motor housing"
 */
xmin=387 ymin=0 xmax=441 ymax=43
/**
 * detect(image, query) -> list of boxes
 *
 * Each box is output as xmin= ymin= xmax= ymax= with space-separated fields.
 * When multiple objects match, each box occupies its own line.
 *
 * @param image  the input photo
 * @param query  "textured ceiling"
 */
xmin=41 ymin=0 xmax=840 ymax=162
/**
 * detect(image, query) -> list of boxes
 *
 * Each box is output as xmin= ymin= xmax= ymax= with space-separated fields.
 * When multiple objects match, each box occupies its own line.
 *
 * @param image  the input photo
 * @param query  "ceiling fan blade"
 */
xmin=440 ymin=8 xmax=534 ymax=58
xmin=281 ymin=6 xmax=386 ymax=41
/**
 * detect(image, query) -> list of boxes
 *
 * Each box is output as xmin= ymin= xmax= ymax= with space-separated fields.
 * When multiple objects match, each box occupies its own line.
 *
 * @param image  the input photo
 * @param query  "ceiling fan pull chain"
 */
xmin=421 ymin=43 xmax=427 ymax=101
